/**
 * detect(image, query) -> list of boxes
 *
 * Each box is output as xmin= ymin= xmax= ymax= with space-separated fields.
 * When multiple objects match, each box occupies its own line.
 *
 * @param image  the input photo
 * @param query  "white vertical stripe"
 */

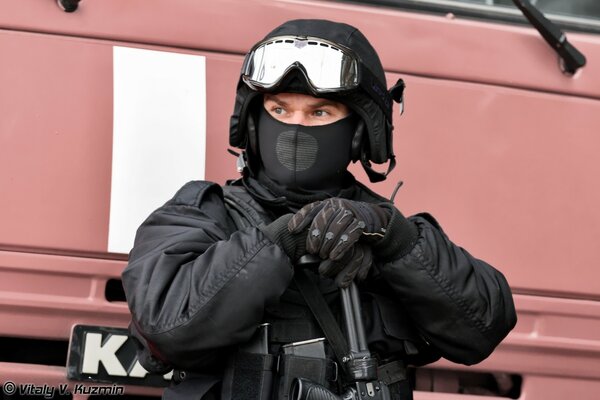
xmin=109 ymin=46 xmax=206 ymax=254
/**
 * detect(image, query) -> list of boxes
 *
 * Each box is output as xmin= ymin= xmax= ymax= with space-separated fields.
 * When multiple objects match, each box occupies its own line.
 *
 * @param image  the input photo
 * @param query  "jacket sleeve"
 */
xmin=372 ymin=209 xmax=517 ymax=365
xmin=121 ymin=181 xmax=294 ymax=371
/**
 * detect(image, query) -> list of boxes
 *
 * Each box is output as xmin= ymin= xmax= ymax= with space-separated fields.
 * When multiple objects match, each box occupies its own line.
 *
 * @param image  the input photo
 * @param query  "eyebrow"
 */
xmin=310 ymin=100 xmax=342 ymax=109
xmin=265 ymin=95 xmax=343 ymax=109
xmin=264 ymin=96 xmax=289 ymax=107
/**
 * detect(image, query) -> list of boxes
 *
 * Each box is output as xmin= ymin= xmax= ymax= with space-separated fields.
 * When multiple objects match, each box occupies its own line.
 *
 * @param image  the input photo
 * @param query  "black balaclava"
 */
xmin=257 ymin=105 xmax=355 ymax=194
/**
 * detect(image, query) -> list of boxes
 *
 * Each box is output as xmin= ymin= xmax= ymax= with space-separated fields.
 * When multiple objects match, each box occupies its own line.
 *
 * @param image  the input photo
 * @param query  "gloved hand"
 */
xmin=288 ymin=198 xmax=391 ymax=261
xmin=288 ymin=198 xmax=388 ymax=286
xmin=319 ymin=243 xmax=373 ymax=288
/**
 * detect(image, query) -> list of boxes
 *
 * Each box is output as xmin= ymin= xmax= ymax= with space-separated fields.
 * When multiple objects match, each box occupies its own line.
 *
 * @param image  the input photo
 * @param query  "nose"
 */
xmin=288 ymin=112 xmax=308 ymax=126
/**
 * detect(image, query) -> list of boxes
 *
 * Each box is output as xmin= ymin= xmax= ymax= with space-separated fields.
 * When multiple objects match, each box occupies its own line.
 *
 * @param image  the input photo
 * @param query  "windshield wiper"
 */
xmin=512 ymin=0 xmax=586 ymax=75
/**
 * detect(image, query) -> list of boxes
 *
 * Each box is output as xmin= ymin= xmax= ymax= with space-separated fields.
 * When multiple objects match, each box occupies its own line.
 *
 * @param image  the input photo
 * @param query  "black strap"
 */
xmin=293 ymin=269 xmax=349 ymax=373
xmin=377 ymin=360 xmax=407 ymax=385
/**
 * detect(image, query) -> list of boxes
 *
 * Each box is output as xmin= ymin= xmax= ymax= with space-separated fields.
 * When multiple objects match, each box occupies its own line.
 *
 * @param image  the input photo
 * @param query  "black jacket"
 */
xmin=122 ymin=178 xmax=516 ymax=382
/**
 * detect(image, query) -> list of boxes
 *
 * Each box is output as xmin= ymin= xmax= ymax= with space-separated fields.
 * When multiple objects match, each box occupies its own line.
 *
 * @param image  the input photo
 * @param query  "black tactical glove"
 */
xmin=288 ymin=198 xmax=391 ymax=261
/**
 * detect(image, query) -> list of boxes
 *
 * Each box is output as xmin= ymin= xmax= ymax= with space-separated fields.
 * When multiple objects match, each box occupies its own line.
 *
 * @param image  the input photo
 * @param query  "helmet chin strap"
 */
xmin=389 ymin=78 xmax=405 ymax=115
xmin=235 ymin=102 xmax=262 ymax=178
xmin=351 ymin=118 xmax=395 ymax=183
xmin=361 ymin=155 xmax=396 ymax=183
xmin=351 ymin=120 xmax=365 ymax=162
xmin=246 ymin=110 xmax=259 ymax=156
xmin=359 ymin=79 xmax=403 ymax=182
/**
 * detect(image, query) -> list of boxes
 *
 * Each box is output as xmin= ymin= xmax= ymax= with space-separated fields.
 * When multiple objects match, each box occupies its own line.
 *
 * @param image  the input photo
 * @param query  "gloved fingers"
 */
xmin=306 ymin=202 xmax=335 ymax=254
xmin=317 ymin=258 xmax=346 ymax=280
xmin=355 ymin=245 xmax=374 ymax=282
xmin=329 ymin=218 xmax=364 ymax=261
xmin=309 ymin=206 xmax=357 ymax=259
xmin=333 ymin=246 xmax=366 ymax=288
xmin=338 ymin=199 xmax=390 ymax=234
xmin=332 ymin=244 xmax=374 ymax=287
xmin=288 ymin=201 xmax=325 ymax=233
xmin=317 ymin=236 xmax=356 ymax=279
xmin=343 ymin=202 xmax=367 ymax=233
xmin=318 ymin=208 xmax=356 ymax=259
xmin=307 ymin=203 xmax=353 ymax=257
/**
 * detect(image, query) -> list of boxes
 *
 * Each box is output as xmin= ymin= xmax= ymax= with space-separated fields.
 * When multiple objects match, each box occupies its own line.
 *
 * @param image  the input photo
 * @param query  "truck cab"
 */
xmin=1 ymin=1 xmax=600 ymax=398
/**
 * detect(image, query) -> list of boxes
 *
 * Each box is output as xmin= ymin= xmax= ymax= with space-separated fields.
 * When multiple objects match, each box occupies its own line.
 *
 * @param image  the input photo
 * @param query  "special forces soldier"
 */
xmin=122 ymin=19 xmax=517 ymax=400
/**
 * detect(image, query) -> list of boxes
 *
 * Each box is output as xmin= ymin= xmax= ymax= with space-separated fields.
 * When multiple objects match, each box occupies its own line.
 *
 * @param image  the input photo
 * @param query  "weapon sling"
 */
xmin=293 ymin=268 xmax=349 ymax=376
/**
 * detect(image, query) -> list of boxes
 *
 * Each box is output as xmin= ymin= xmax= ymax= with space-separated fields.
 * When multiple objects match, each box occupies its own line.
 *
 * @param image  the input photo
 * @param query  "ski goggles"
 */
xmin=242 ymin=35 xmax=360 ymax=93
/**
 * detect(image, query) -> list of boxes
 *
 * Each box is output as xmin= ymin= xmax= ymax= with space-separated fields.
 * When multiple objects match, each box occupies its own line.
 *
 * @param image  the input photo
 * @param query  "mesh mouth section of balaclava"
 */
xmin=275 ymin=130 xmax=318 ymax=171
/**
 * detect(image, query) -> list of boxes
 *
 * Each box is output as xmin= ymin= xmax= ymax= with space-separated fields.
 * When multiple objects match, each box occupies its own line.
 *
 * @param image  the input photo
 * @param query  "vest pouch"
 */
xmin=221 ymin=352 xmax=277 ymax=400
xmin=221 ymin=324 xmax=276 ymax=400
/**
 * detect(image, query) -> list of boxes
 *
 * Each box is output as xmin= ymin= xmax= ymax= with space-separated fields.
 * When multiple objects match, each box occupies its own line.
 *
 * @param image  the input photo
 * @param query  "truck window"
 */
xmin=341 ymin=0 xmax=600 ymax=33
xmin=477 ymin=0 xmax=600 ymax=20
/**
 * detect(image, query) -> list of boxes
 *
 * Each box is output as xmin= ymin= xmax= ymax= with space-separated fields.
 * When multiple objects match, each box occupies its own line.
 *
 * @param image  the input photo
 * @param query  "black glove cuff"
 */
xmin=260 ymin=214 xmax=306 ymax=261
xmin=372 ymin=204 xmax=418 ymax=263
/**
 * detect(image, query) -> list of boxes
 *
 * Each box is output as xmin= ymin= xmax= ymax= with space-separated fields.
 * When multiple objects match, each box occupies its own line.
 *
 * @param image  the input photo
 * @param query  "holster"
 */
xmin=275 ymin=353 xmax=338 ymax=399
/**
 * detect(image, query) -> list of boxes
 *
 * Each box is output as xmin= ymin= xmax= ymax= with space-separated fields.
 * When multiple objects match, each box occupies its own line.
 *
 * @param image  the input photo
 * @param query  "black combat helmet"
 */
xmin=229 ymin=19 xmax=404 ymax=182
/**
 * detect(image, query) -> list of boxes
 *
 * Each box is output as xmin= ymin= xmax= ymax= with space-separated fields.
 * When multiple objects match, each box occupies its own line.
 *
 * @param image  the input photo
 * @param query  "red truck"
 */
xmin=1 ymin=1 xmax=599 ymax=399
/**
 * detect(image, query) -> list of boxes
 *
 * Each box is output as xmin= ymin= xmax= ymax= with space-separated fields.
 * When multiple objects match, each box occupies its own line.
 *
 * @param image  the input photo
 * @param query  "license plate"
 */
xmin=67 ymin=325 xmax=172 ymax=386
